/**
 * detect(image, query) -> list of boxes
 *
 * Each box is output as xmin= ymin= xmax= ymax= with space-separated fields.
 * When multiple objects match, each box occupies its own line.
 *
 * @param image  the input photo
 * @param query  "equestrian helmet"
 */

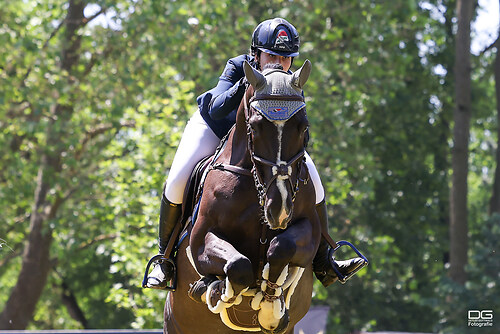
xmin=251 ymin=18 xmax=300 ymax=57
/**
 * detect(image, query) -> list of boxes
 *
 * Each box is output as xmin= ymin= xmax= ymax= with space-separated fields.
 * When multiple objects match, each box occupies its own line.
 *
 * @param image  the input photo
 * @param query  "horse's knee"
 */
xmin=267 ymin=236 xmax=296 ymax=265
xmin=225 ymin=256 xmax=253 ymax=289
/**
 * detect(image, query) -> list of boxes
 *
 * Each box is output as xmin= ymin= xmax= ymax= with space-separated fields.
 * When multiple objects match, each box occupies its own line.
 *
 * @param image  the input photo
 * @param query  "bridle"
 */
xmin=205 ymin=84 xmax=312 ymax=284
xmin=243 ymin=90 xmax=309 ymax=207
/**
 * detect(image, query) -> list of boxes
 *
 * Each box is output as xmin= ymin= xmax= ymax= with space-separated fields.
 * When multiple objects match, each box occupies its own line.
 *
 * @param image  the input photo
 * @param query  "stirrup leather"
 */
xmin=330 ymin=240 xmax=369 ymax=284
xmin=142 ymin=254 xmax=177 ymax=291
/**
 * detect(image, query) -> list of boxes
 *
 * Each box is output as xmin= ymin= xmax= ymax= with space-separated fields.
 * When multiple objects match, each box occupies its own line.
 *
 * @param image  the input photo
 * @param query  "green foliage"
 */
xmin=429 ymin=215 xmax=500 ymax=334
xmin=0 ymin=0 xmax=498 ymax=332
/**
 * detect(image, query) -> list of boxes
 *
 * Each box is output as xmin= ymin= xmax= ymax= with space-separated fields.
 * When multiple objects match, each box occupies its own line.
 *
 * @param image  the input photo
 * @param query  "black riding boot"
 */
xmin=145 ymin=194 xmax=182 ymax=289
xmin=313 ymin=199 xmax=365 ymax=287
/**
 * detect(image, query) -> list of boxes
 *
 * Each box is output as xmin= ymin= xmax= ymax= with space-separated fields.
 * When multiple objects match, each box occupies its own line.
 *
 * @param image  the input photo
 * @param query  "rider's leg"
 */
xmin=146 ymin=111 xmax=221 ymax=289
xmin=163 ymin=111 xmax=222 ymax=204
xmin=146 ymin=193 xmax=182 ymax=289
xmin=304 ymin=153 xmax=365 ymax=287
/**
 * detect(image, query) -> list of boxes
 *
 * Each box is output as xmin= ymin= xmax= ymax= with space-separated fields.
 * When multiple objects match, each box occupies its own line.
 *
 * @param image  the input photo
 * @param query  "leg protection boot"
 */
xmin=146 ymin=194 xmax=182 ymax=289
xmin=313 ymin=199 xmax=365 ymax=287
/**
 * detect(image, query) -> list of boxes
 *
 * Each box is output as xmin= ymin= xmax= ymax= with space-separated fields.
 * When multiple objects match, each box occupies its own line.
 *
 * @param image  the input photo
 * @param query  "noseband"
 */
xmin=243 ymin=92 xmax=308 ymax=207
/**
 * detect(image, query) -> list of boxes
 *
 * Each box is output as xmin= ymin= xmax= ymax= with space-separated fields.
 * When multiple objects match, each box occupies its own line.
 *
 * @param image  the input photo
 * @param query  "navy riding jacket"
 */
xmin=196 ymin=54 xmax=256 ymax=139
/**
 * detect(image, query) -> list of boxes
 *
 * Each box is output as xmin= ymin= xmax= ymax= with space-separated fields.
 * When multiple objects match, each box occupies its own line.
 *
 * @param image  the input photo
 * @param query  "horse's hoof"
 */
xmin=207 ymin=279 xmax=225 ymax=307
xmin=188 ymin=275 xmax=217 ymax=303
xmin=260 ymin=308 xmax=289 ymax=334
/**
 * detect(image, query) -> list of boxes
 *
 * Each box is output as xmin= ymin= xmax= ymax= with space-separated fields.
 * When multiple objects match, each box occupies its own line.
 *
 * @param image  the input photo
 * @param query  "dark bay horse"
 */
xmin=164 ymin=60 xmax=319 ymax=334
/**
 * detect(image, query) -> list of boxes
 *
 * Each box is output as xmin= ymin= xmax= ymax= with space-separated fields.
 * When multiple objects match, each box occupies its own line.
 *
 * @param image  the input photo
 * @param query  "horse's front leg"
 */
xmin=252 ymin=218 xmax=317 ymax=333
xmin=190 ymin=231 xmax=254 ymax=314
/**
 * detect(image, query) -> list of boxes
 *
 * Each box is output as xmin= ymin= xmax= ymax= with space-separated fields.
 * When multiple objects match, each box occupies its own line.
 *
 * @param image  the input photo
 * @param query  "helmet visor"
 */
xmin=258 ymin=47 xmax=299 ymax=58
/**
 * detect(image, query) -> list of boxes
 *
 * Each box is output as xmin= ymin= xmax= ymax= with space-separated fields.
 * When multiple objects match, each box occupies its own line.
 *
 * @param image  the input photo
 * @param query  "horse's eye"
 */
xmin=249 ymin=114 xmax=264 ymax=135
xmin=303 ymin=126 xmax=310 ymax=146
xmin=298 ymin=122 xmax=308 ymax=135
xmin=249 ymin=123 xmax=260 ymax=137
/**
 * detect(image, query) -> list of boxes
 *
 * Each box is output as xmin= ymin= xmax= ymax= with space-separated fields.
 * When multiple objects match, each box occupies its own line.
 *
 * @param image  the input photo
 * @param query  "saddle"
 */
xmin=181 ymin=155 xmax=213 ymax=226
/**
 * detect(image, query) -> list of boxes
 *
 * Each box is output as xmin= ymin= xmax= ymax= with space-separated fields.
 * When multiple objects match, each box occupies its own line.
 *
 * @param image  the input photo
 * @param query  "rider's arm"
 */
xmin=208 ymin=58 xmax=246 ymax=121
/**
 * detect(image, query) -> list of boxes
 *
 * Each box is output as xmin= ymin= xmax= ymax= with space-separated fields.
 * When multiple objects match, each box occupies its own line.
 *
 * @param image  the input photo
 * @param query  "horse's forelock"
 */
xmin=262 ymin=63 xmax=284 ymax=72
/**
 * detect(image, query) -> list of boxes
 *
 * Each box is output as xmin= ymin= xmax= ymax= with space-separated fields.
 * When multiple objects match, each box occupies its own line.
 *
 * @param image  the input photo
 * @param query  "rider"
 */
xmin=145 ymin=18 xmax=365 ymax=289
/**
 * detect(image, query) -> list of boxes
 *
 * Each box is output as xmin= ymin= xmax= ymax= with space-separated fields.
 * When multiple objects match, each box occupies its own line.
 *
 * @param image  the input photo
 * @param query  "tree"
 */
xmin=449 ymin=0 xmax=475 ymax=285
xmin=488 ymin=33 xmax=500 ymax=214
xmin=0 ymin=1 xmax=88 ymax=328
xmin=0 ymin=0 xmax=497 ymax=331
xmin=0 ymin=0 xmax=143 ymax=328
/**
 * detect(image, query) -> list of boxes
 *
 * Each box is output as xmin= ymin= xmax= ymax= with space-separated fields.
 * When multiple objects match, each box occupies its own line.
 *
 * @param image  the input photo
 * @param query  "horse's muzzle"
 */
xmin=264 ymin=196 xmax=293 ymax=230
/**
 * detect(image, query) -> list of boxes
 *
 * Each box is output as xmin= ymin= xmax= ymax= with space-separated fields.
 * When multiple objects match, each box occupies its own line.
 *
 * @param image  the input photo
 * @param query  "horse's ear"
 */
xmin=244 ymin=61 xmax=266 ymax=91
xmin=291 ymin=59 xmax=312 ymax=89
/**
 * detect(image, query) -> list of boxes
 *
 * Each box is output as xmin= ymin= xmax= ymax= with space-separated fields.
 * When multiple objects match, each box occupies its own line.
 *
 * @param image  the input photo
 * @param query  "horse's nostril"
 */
xmin=279 ymin=208 xmax=290 ymax=226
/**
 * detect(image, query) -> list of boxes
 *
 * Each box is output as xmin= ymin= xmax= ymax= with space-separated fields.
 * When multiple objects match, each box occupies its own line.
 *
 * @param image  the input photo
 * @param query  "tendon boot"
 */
xmin=313 ymin=199 xmax=366 ymax=287
xmin=145 ymin=194 xmax=182 ymax=289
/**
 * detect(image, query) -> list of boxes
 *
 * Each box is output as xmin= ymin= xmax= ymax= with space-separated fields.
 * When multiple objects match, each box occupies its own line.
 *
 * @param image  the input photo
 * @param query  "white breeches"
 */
xmin=163 ymin=111 xmax=325 ymax=205
xmin=163 ymin=111 xmax=222 ymax=204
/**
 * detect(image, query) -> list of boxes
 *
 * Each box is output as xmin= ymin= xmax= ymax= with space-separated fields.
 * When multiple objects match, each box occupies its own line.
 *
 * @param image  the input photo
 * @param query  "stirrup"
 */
xmin=142 ymin=254 xmax=177 ymax=291
xmin=329 ymin=240 xmax=369 ymax=284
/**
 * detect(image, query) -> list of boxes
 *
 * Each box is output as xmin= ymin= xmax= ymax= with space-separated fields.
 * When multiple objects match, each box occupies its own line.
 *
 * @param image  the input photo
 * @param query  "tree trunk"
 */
xmin=449 ymin=0 xmax=474 ymax=285
xmin=489 ymin=34 xmax=500 ymax=214
xmin=61 ymin=280 xmax=89 ymax=328
xmin=0 ymin=1 xmax=85 ymax=329
xmin=0 ymin=164 xmax=54 ymax=328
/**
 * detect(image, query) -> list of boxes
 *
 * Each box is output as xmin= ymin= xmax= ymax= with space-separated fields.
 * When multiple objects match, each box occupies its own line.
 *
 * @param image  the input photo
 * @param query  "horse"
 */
xmin=164 ymin=60 xmax=319 ymax=334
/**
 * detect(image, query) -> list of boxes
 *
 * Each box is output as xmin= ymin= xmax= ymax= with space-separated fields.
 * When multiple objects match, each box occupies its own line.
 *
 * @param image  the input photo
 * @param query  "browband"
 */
xmin=251 ymin=94 xmax=304 ymax=102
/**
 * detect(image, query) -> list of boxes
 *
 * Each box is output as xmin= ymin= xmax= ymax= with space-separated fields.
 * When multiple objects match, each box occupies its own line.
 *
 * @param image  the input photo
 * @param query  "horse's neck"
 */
xmin=220 ymin=102 xmax=252 ymax=168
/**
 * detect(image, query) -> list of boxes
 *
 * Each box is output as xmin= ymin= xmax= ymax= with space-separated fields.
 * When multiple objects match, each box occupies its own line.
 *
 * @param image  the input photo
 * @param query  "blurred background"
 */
xmin=0 ymin=0 xmax=499 ymax=333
